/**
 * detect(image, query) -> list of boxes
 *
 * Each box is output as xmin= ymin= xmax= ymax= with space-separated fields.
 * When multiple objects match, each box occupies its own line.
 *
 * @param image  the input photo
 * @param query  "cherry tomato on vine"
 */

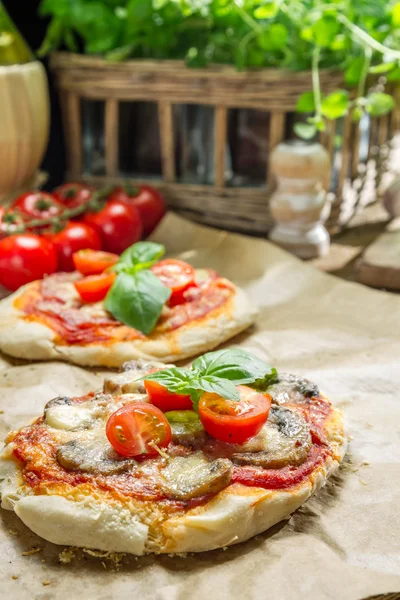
xmin=0 ymin=208 xmax=28 ymax=239
xmin=72 ymin=249 xmax=119 ymax=276
xmin=83 ymin=200 xmax=142 ymax=254
xmin=0 ymin=234 xmax=58 ymax=291
xmin=74 ymin=271 xmax=116 ymax=303
xmin=109 ymin=185 xmax=166 ymax=237
xmin=144 ymin=380 xmax=193 ymax=411
xmin=53 ymin=183 xmax=94 ymax=210
xmin=151 ymin=259 xmax=196 ymax=306
xmin=198 ymin=386 xmax=271 ymax=444
xmin=46 ymin=221 xmax=102 ymax=272
xmin=106 ymin=402 xmax=171 ymax=457
xmin=13 ymin=192 xmax=63 ymax=221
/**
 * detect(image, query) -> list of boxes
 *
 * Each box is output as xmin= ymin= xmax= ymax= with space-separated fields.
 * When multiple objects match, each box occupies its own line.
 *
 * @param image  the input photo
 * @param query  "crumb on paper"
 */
xmin=9 ymin=529 xmax=18 ymax=536
xmin=362 ymin=460 xmax=370 ymax=466
xmin=42 ymin=580 xmax=51 ymax=587
xmin=0 ymin=410 xmax=4 ymax=414
xmin=12 ymin=575 xmax=19 ymax=580
xmin=59 ymin=548 xmax=76 ymax=565
xmin=365 ymin=423 xmax=373 ymax=429
xmin=22 ymin=547 xmax=42 ymax=556
xmin=359 ymin=478 xmax=368 ymax=485
xmin=348 ymin=435 xmax=354 ymax=441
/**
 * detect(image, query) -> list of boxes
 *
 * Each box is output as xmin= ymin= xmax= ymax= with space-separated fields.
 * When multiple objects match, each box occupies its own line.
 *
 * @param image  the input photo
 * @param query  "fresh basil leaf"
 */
xmin=197 ymin=376 xmax=241 ymax=401
xmin=192 ymin=348 xmax=275 ymax=384
xmin=251 ymin=368 xmax=279 ymax=391
xmin=104 ymin=270 xmax=170 ymax=335
xmin=142 ymin=367 xmax=194 ymax=393
xmin=116 ymin=241 xmax=165 ymax=273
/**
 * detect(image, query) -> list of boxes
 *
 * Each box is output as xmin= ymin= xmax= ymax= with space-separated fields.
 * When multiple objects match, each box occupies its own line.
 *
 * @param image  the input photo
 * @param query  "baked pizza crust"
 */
xmin=0 ymin=397 xmax=347 ymax=555
xmin=0 ymin=280 xmax=257 ymax=367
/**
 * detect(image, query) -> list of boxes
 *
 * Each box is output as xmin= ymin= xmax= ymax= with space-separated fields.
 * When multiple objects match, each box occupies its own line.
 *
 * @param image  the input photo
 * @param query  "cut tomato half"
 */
xmin=74 ymin=271 xmax=116 ymax=303
xmin=106 ymin=402 xmax=171 ymax=457
xmin=151 ymin=258 xmax=196 ymax=305
xmin=198 ymin=385 xmax=271 ymax=444
xmin=73 ymin=249 xmax=119 ymax=275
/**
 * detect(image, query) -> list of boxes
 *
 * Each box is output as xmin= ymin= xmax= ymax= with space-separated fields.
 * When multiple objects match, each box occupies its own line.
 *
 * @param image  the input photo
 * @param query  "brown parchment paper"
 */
xmin=0 ymin=213 xmax=399 ymax=600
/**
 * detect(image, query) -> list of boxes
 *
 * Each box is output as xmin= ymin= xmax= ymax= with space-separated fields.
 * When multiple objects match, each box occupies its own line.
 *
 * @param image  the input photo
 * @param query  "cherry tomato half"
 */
xmin=0 ymin=234 xmax=58 ymax=291
xmin=53 ymin=182 xmax=94 ymax=210
xmin=46 ymin=222 xmax=101 ymax=272
xmin=74 ymin=271 xmax=116 ymax=303
xmin=151 ymin=259 xmax=196 ymax=306
xmin=106 ymin=402 xmax=171 ymax=457
xmin=198 ymin=386 xmax=271 ymax=444
xmin=83 ymin=200 xmax=142 ymax=254
xmin=13 ymin=192 xmax=63 ymax=221
xmin=109 ymin=185 xmax=166 ymax=237
xmin=72 ymin=249 xmax=119 ymax=275
xmin=144 ymin=380 xmax=193 ymax=412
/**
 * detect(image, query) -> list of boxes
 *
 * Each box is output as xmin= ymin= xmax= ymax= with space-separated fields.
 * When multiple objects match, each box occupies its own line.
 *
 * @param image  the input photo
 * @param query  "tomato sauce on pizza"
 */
xmin=14 ymin=270 xmax=234 ymax=346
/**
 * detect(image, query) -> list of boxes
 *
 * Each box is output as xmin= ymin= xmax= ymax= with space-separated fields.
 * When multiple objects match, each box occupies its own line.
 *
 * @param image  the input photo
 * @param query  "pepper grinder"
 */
xmin=269 ymin=141 xmax=331 ymax=259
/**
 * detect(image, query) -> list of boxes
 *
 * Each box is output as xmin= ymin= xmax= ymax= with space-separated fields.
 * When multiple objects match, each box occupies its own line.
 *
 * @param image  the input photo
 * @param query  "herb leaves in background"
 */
xmin=142 ymin=347 xmax=277 ymax=409
xmin=104 ymin=241 xmax=171 ymax=335
xmin=38 ymin=1 xmax=400 ymax=139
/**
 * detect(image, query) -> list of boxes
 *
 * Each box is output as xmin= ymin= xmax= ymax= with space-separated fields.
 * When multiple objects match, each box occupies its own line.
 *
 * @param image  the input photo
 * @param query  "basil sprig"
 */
xmin=104 ymin=242 xmax=171 ymax=335
xmin=142 ymin=348 xmax=278 ymax=409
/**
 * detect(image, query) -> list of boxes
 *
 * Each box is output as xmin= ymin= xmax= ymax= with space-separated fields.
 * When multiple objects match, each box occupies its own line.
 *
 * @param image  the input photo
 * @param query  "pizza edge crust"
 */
xmin=0 ymin=281 xmax=257 ymax=366
xmin=0 ymin=406 xmax=346 ymax=555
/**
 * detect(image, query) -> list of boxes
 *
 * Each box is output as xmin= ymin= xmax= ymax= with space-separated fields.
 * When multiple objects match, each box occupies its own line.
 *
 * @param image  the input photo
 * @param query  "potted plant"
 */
xmin=38 ymin=0 xmax=400 ymax=234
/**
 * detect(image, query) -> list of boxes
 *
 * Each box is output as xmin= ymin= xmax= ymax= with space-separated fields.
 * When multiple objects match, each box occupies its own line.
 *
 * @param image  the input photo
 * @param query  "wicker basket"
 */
xmin=51 ymin=52 xmax=399 ymax=235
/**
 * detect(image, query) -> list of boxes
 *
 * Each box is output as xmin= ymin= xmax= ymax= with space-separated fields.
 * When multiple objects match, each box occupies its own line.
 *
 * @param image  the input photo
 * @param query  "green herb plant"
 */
xmin=142 ymin=347 xmax=278 ymax=409
xmin=104 ymin=241 xmax=171 ymax=335
xmin=38 ymin=1 xmax=400 ymax=137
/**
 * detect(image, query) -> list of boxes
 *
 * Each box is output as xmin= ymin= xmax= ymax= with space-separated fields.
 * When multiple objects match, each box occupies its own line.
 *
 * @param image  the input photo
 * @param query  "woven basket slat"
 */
xmin=105 ymin=98 xmax=119 ymax=177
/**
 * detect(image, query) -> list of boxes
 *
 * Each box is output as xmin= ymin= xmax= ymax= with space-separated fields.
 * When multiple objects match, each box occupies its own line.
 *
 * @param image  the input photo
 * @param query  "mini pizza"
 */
xmin=0 ymin=349 xmax=347 ymax=555
xmin=0 ymin=243 xmax=257 ymax=367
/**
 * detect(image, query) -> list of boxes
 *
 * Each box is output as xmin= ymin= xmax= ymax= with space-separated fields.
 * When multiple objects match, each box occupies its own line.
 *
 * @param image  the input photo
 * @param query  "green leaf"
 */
xmin=345 ymin=56 xmax=365 ymax=86
xmin=321 ymin=90 xmax=349 ymax=119
xmin=300 ymin=27 xmax=313 ymax=43
xmin=259 ymin=24 xmax=288 ymax=51
xmin=197 ymin=376 xmax=241 ymax=401
xmin=104 ymin=270 xmax=171 ymax=335
xmin=116 ymin=241 xmax=165 ymax=273
xmin=253 ymin=3 xmax=278 ymax=20
xmin=143 ymin=367 xmax=195 ymax=393
xmin=293 ymin=122 xmax=317 ymax=140
xmin=393 ymin=2 xmax=400 ymax=27
xmin=192 ymin=348 xmax=275 ymax=384
xmin=296 ymin=91 xmax=316 ymax=113
xmin=387 ymin=66 xmax=400 ymax=81
xmin=366 ymin=92 xmax=395 ymax=116
xmin=312 ymin=16 xmax=339 ymax=47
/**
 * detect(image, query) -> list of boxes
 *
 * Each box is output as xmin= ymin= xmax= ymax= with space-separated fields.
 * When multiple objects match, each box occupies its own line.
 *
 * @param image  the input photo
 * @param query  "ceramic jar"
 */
xmin=269 ymin=141 xmax=331 ymax=259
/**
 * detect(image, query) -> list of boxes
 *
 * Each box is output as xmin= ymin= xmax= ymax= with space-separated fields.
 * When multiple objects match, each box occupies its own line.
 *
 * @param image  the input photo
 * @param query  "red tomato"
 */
xmin=0 ymin=234 xmax=58 ymax=291
xmin=106 ymin=402 xmax=171 ymax=457
xmin=83 ymin=200 xmax=142 ymax=254
xmin=13 ymin=192 xmax=63 ymax=221
xmin=144 ymin=380 xmax=193 ymax=411
xmin=53 ymin=183 xmax=94 ymax=209
xmin=109 ymin=185 xmax=166 ymax=237
xmin=74 ymin=272 xmax=116 ymax=303
xmin=0 ymin=208 xmax=27 ymax=239
xmin=151 ymin=259 xmax=196 ymax=305
xmin=198 ymin=386 xmax=271 ymax=444
xmin=72 ymin=249 xmax=119 ymax=275
xmin=47 ymin=222 xmax=101 ymax=272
